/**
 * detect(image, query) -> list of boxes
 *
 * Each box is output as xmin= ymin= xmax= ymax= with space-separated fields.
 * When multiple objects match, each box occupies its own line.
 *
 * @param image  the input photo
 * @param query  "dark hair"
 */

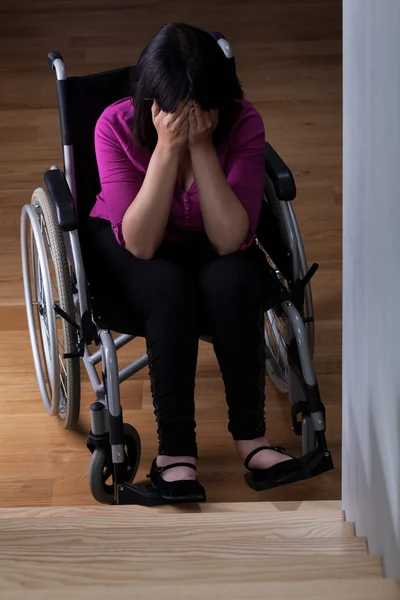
xmin=131 ymin=23 xmax=244 ymax=150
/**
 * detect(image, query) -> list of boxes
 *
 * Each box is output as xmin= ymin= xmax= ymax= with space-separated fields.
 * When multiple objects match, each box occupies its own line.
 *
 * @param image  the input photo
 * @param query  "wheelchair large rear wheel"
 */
xmin=264 ymin=307 xmax=289 ymax=393
xmin=264 ymin=270 xmax=314 ymax=395
xmin=21 ymin=187 xmax=80 ymax=429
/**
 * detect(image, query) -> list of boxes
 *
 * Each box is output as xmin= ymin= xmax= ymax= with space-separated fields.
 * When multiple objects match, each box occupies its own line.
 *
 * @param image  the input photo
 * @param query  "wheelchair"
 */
xmin=20 ymin=33 xmax=334 ymax=506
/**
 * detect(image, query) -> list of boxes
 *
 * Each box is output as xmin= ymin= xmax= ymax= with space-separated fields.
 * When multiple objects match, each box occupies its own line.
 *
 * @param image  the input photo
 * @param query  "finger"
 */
xmin=189 ymin=106 xmax=196 ymax=127
xmin=168 ymin=99 xmax=190 ymax=122
xmin=151 ymin=100 xmax=161 ymax=120
xmin=175 ymin=99 xmax=191 ymax=116
xmin=194 ymin=104 xmax=204 ymax=127
xmin=182 ymin=117 xmax=190 ymax=135
xmin=162 ymin=102 xmax=188 ymax=128
xmin=173 ymin=102 xmax=192 ymax=127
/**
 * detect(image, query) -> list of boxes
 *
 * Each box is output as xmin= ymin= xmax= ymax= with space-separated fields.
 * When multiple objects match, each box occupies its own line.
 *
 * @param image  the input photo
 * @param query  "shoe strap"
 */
xmin=244 ymin=446 xmax=289 ymax=469
xmin=156 ymin=462 xmax=197 ymax=473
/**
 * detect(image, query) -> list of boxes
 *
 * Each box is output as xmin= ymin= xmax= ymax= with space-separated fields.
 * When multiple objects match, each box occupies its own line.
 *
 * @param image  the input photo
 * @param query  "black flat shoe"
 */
xmin=147 ymin=459 xmax=206 ymax=503
xmin=244 ymin=445 xmax=305 ymax=492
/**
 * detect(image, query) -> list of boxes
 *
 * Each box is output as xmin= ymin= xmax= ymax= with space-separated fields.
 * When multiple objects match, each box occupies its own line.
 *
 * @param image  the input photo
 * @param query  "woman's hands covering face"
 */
xmin=152 ymin=99 xmax=191 ymax=152
xmin=152 ymin=99 xmax=218 ymax=151
xmin=188 ymin=101 xmax=219 ymax=148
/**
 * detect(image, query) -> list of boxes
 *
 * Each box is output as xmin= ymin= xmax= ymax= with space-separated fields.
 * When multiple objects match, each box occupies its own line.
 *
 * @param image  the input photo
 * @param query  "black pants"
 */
xmin=84 ymin=218 xmax=282 ymax=458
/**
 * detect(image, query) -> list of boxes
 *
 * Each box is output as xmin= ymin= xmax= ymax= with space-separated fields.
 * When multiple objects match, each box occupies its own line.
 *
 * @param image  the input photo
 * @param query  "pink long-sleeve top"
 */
xmin=90 ymin=97 xmax=265 ymax=249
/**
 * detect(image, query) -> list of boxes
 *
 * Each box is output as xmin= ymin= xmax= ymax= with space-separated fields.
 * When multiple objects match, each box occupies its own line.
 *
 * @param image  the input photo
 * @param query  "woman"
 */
xmin=87 ymin=23 xmax=300 ymax=501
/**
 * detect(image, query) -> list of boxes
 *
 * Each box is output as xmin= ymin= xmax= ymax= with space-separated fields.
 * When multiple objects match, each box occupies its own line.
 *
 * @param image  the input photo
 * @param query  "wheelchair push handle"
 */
xmin=210 ymin=31 xmax=234 ymax=59
xmin=48 ymin=51 xmax=64 ymax=69
xmin=48 ymin=52 xmax=67 ymax=81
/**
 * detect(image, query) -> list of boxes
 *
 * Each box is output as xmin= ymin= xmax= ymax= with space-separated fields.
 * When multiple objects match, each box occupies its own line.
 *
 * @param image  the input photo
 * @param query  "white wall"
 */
xmin=342 ymin=0 xmax=400 ymax=578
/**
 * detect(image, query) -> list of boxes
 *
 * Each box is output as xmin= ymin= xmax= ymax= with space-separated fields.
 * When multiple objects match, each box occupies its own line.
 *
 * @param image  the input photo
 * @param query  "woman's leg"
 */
xmin=198 ymin=249 xmax=291 ymax=469
xmin=84 ymin=220 xmax=200 ymax=479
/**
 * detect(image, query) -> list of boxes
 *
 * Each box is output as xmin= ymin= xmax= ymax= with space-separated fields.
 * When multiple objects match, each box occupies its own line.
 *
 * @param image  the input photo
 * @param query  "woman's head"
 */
xmin=132 ymin=23 xmax=244 ymax=149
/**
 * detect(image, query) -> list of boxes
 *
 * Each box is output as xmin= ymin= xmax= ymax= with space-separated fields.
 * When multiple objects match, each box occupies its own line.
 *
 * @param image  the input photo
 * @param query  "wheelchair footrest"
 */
xmin=116 ymin=481 xmax=206 ymax=506
xmin=244 ymin=448 xmax=334 ymax=492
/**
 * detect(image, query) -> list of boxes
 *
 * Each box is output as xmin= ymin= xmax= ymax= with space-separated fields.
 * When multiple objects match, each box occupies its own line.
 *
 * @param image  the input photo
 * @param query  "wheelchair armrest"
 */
xmin=265 ymin=142 xmax=296 ymax=201
xmin=44 ymin=169 xmax=77 ymax=232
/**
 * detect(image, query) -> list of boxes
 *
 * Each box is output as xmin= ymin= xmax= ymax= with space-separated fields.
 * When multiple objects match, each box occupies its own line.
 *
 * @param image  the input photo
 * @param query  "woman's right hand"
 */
xmin=152 ymin=100 xmax=192 ymax=153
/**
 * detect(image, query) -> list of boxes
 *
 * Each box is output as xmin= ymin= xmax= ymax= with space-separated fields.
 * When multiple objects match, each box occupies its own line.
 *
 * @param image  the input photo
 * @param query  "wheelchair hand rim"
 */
xmin=21 ymin=204 xmax=61 ymax=415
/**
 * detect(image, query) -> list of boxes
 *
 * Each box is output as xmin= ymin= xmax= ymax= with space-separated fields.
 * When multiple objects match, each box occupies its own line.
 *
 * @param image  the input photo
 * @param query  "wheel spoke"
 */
xmin=58 ymin=394 xmax=67 ymax=414
xmin=265 ymin=306 xmax=288 ymax=390
xmin=59 ymin=373 xmax=68 ymax=399
xmin=42 ymin=317 xmax=50 ymax=345
xmin=58 ymin=353 xmax=67 ymax=377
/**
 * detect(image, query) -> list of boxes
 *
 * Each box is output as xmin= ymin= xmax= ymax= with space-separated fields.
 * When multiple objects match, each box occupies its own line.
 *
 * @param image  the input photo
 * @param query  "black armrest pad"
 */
xmin=265 ymin=142 xmax=296 ymax=201
xmin=44 ymin=169 xmax=77 ymax=232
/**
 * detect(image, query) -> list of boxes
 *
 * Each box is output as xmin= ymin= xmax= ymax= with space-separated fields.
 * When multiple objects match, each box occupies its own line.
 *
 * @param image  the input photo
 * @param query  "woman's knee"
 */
xmin=138 ymin=259 xmax=196 ymax=314
xmin=199 ymin=252 xmax=262 ymax=309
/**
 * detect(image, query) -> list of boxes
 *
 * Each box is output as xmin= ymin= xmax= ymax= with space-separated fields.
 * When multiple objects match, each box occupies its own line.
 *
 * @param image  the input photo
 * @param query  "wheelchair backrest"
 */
xmin=55 ymin=65 xmax=135 ymax=223
xmin=52 ymin=32 xmax=235 ymax=226
xmin=51 ymin=46 xmax=297 ymax=287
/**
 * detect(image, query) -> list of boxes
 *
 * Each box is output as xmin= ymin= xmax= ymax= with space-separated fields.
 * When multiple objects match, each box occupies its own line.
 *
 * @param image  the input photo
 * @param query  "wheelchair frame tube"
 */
xmin=52 ymin=58 xmax=66 ymax=82
xmin=95 ymin=353 xmax=149 ymax=393
xmin=117 ymin=354 xmax=149 ymax=384
xmin=63 ymin=145 xmax=77 ymax=203
xmin=83 ymin=347 xmax=103 ymax=397
xmin=52 ymin=58 xmax=77 ymax=202
xmin=89 ymin=334 xmax=135 ymax=366
xmin=277 ymin=200 xmax=301 ymax=282
xmin=51 ymin=58 xmax=89 ymax=316
xmin=282 ymin=300 xmax=316 ymax=386
xmin=288 ymin=202 xmax=315 ymax=355
xmin=282 ymin=300 xmax=325 ymax=436
xmin=69 ymin=229 xmax=89 ymax=316
xmin=86 ymin=333 xmax=148 ymax=395
xmin=99 ymin=330 xmax=124 ymax=464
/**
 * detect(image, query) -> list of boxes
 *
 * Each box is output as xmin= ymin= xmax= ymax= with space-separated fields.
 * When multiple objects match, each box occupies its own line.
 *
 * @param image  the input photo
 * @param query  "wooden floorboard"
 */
xmin=0 ymin=0 xmax=342 ymax=506
xmin=3 ymin=580 xmax=399 ymax=600
xmin=0 ymin=555 xmax=382 ymax=587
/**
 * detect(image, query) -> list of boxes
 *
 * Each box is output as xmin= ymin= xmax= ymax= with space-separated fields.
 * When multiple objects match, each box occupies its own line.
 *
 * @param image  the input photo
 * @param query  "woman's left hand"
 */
xmin=188 ymin=102 xmax=219 ymax=148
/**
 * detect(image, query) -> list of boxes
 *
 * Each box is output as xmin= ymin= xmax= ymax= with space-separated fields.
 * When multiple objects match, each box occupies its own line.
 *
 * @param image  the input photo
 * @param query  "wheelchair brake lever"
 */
xmin=301 ymin=263 xmax=319 ymax=288
xmin=291 ymin=263 xmax=319 ymax=315
xmin=53 ymin=304 xmax=80 ymax=330
xmin=53 ymin=304 xmax=85 ymax=358
xmin=63 ymin=339 xmax=85 ymax=359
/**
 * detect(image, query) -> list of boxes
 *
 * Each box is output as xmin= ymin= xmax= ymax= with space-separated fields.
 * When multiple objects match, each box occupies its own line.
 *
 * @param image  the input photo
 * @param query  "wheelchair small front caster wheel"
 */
xmin=302 ymin=415 xmax=317 ymax=455
xmin=88 ymin=423 xmax=141 ymax=504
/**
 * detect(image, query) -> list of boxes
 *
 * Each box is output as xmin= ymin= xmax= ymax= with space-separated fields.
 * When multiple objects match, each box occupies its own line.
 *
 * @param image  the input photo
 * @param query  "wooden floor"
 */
xmin=0 ymin=0 xmax=342 ymax=506
xmin=2 ymin=502 xmax=400 ymax=598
